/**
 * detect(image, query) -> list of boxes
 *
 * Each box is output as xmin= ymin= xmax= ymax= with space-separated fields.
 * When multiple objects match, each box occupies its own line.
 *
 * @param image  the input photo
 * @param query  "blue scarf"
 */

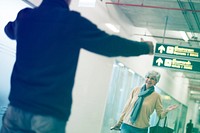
xmin=130 ymin=85 xmax=154 ymax=123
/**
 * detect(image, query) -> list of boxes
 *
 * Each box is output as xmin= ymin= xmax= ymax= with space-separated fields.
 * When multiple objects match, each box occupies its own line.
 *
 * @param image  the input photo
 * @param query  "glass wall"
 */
xmin=101 ymin=60 xmax=187 ymax=133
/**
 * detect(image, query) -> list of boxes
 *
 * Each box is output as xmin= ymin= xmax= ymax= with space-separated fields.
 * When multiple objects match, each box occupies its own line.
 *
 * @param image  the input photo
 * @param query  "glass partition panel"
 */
xmin=101 ymin=60 xmax=144 ymax=133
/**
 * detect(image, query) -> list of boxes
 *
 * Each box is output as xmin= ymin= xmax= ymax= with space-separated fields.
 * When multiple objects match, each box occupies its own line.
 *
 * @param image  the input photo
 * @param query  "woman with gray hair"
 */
xmin=111 ymin=70 xmax=178 ymax=133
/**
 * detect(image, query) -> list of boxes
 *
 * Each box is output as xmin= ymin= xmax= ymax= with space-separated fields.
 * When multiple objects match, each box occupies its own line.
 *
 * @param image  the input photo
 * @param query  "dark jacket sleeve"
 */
xmin=76 ymin=16 xmax=150 ymax=57
xmin=4 ymin=21 xmax=16 ymax=40
xmin=4 ymin=8 xmax=30 ymax=40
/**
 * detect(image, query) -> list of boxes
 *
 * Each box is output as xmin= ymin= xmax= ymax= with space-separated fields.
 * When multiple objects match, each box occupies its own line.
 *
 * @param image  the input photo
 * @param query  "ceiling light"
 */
xmin=180 ymin=31 xmax=189 ymax=42
xmin=187 ymin=32 xmax=193 ymax=39
xmin=190 ymin=90 xmax=200 ymax=95
xmin=78 ymin=0 xmax=96 ymax=7
xmin=105 ymin=23 xmax=120 ymax=33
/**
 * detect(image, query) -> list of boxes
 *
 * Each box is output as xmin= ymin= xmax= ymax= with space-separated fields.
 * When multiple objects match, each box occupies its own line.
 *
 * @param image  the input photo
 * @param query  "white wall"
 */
xmin=67 ymin=50 xmax=115 ymax=133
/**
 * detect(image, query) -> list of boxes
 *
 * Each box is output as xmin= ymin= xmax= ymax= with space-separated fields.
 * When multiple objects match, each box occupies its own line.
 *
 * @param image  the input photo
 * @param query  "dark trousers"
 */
xmin=0 ymin=105 xmax=66 ymax=133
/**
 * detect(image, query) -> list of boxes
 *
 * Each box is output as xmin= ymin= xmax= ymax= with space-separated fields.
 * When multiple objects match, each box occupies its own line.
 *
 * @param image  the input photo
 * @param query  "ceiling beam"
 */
xmin=106 ymin=1 xmax=200 ymax=12
xmin=189 ymin=86 xmax=200 ymax=91
xmin=132 ymin=33 xmax=200 ymax=42
xmin=188 ymin=0 xmax=200 ymax=31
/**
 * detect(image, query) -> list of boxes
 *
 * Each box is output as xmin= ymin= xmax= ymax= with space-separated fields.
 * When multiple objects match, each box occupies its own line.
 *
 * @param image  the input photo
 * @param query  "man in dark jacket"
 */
xmin=1 ymin=0 xmax=154 ymax=132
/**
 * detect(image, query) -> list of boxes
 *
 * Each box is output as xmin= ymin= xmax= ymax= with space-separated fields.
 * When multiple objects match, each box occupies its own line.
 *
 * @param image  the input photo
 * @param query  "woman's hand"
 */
xmin=166 ymin=104 xmax=179 ymax=112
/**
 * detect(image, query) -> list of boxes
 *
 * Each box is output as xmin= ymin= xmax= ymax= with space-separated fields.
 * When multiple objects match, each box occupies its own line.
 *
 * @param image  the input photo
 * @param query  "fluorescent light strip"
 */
xmin=180 ymin=31 xmax=189 ymax=42
xmin=78 ymin=0 xmax=96 ymax=7
xmin=105 ymin=23 xmax=120 ymax=33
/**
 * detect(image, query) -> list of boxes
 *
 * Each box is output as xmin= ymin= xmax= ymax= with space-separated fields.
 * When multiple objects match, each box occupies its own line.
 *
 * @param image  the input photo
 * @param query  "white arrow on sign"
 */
xmin=158 ymin=45 xmax=165 ymax=53
xmin=156 ymin=58 xmax=163 ymax=66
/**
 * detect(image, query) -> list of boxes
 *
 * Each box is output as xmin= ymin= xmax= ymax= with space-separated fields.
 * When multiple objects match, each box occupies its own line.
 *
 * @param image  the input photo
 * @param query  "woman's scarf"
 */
xmin=130 ymin=84 xmax=154 ymax=123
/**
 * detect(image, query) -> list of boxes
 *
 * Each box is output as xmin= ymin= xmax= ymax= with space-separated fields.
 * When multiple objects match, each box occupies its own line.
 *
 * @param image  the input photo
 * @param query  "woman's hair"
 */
xmin=145 ymin=70 xmax=161 ymax=83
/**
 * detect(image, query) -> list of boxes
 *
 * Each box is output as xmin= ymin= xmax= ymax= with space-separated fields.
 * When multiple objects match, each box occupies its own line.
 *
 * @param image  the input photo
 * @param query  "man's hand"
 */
xmin=141 ymin=38 xmax=154 ymax=55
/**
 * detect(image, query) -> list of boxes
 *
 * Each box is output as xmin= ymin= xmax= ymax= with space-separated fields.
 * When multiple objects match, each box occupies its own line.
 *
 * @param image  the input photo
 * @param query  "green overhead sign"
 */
xmin=155 ymin=43 xmax=200 ymax=58
xmin=153 ymin=56 xmax=200 ymax=72
xmin=153 ymin=43 xmax=200 ymax=72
